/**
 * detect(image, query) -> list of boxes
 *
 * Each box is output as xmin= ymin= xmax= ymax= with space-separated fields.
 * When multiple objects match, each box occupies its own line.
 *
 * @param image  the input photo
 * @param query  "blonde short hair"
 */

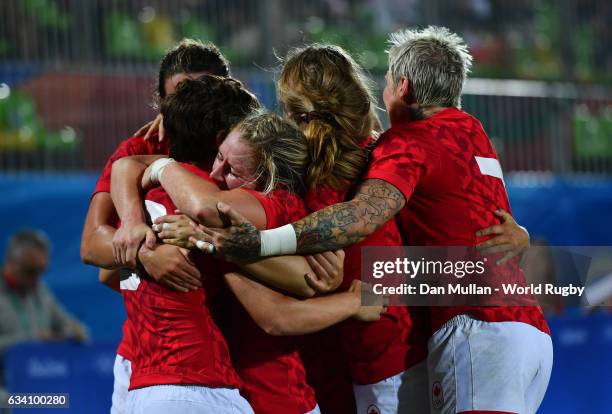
xmin=388 ymin=26 xmax=473 ymax=107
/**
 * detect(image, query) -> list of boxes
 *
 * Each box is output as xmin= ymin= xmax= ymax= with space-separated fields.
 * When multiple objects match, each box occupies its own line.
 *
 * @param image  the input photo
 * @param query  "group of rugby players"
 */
xmin=81 ymin=26 xmax=553 ymax=414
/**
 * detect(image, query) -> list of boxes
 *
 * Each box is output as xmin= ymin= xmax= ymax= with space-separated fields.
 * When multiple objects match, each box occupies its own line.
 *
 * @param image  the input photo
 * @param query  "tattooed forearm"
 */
xmin=293 ymin=179 xmax=405 ymax=253
xmin=220 ymin=222 xmax=261 ymax=261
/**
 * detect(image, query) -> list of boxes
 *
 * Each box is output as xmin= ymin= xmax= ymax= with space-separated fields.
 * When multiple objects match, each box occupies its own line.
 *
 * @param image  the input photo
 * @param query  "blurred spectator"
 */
xmin=0 ymin=229 xmax=89 ymax=409
xmin=0 ymin=229 xmax=89 ymax=351
xmin=0 ymin=229 xmax=85 ymax=411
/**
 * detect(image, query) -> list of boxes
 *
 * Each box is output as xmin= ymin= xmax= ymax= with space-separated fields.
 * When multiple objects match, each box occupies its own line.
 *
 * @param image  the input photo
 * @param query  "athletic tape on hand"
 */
xmin=149 ymin=158 xmax=176 ymax=184
xmin=260 ymin=224 xmax=297 ymax=256
xmin=196 ymin=240 xmax=215 ymax=254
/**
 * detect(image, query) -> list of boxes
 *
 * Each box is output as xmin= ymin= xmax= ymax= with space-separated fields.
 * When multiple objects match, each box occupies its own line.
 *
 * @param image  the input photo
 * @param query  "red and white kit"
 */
xmin=121 ymin=164 xmax=253 ymax=414
xmin=365 ymin=108 xmax=553 ymax=414
xmin=92 ymin=134 xmax=169 ymax=414
xmin=303 ymin=164 xmax=431 ymax=414
xmin=219 ymin=185 xmax=321 ymax=414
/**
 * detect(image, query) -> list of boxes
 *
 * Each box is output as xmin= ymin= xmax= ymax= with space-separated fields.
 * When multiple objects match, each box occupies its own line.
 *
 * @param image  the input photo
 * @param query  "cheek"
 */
xmin=242 ymin=180 xmax=258 ymax=190
xmin=383 ymin=84 xmax=398 ymax=111
xmin=383 ymin=83 xmax=393 ymax=101
xmin=225 ymin=175 xmax=245 ymax=190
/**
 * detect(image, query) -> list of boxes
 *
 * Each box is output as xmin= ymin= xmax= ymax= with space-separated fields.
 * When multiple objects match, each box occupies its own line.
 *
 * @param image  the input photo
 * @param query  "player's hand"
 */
xmin=476 ymin=209 xmax=530 ymax=265
xmin=112 ymin=221 xmax=157 ymax=268
xmin=138 ymin=243 xmax=203 ymax=292
xmin=305 ymin=250 xmax=345 ymax=294
xmin=190 ymin=202 xmax=261 ymax=262
xmin=349 ymin=280 xmax=387 ymax=322
xmin=134 ymin=114 xmax=165 ymax=142
xmin=153 ymin=213 xmax=200 ymax=249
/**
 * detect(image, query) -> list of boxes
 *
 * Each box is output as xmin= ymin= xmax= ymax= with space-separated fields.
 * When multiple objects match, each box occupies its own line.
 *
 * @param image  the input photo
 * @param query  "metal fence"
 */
xmin=0 ymin=0 xmax=610 ymax=174
xmin=462 ymin=80 xmax=611 ymax=174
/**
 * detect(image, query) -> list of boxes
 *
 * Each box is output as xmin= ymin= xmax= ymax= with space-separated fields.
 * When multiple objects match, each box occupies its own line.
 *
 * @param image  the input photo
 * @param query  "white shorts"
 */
xmin=111 ymin=354 xmax=132 ymax=414
xmin=427 ymin=314 xmax=553 ymax=414
xmin=353 ymin=371 xmax=404 ymax=414
xmin=125 ymin=385 xmax=254 ymax=414
xmin=306 ymin=404 xmax=322 ymax=414
xmin=352 ymin=362 xmax=429 ymax=414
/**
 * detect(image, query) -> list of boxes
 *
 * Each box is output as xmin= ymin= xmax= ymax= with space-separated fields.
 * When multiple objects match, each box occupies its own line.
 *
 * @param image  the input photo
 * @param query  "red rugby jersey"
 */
xmin=122 ymin=164 xmax=242 ymax=391
xmin=93 ymin=134 xmax=169 ymax=195
xmin=93 ymin=134 xmax=169 ymax=362
xmin=364 ymin=107 xmax=550 ymax=334
xmin=220 ymin=187 xmax=318 ymax=414
xmin=305 ymin=186 xmax=429 ymax=386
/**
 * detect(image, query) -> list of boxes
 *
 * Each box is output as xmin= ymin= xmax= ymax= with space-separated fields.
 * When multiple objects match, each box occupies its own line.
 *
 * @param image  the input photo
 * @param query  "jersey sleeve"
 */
xmin=363 ymin=129 xmax=429 ymax=203
xmin=242 ymin=188 xmax=306 ymax=229
xmin=92 ymin=139 xmax=134 ymax=196
xmin=92 ymin=136 xmax=170 ymax=196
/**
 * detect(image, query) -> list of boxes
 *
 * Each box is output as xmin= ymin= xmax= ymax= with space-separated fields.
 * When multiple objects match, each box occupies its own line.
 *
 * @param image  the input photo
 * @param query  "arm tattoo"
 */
xmin=293 ymin=179 xmax=405 ymax=254
xmin=219 ymin=222 xmax=261 ymax=262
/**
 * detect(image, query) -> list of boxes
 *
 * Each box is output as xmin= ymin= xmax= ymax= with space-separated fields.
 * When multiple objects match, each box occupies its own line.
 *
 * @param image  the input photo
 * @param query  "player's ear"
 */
xmin=398 ymin=76 xmax=411 ymax=100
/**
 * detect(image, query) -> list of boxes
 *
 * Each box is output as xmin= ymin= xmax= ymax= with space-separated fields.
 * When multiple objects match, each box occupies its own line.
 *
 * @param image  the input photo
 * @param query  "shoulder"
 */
xmin=121 ymin=135 xmax=150 ymax=155
xmin=259 ymin=188 xmax=307 ymax=227
xmin=370 ymin=124 xmax=430 ymax=165
xmin=305 ymin=186 xmax=345 ymax=211
xmin=34 ymin=282 xmax=56 ymax=304
xmin=113 ymin=135 xmax=168 ymax=158
xmin=437 ymin=108 xmax=486 ymax=136
xmin=375 ymin=122 xmax=430 ymax=150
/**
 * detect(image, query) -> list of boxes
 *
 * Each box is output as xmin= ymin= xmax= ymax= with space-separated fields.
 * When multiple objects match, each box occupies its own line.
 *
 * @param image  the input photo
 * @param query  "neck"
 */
xmin=420 ymin=105 xmax=447 ymax=118
xmin=389 ymin=103 xmax=448 ymax=126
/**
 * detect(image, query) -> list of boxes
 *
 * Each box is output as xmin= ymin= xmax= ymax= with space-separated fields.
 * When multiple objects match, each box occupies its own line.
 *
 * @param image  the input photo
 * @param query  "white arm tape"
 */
xmin=260 ymin=224 xmax=297 ymax=256
xmin=149 ymin=158 xmax=176 ymax=184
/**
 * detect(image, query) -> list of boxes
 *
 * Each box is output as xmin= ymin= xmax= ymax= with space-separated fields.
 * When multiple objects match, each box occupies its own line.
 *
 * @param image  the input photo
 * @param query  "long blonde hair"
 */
xmin=236 ymin=111 xmax=308 ymax=195
xmin=278 ymin=44 xmax=379 ymax=189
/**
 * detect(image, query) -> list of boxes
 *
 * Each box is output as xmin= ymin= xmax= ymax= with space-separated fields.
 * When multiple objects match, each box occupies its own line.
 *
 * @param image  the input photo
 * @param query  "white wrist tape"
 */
xmin=149 ymin=158 xmax=175 ymax=184
xmin=260 ymin=224 xmax=297 ymax=256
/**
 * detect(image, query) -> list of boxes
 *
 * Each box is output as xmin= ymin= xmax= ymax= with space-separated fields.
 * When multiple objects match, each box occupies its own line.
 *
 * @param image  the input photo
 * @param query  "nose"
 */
xmin=210 ymin=160 xmax=223 ymax=181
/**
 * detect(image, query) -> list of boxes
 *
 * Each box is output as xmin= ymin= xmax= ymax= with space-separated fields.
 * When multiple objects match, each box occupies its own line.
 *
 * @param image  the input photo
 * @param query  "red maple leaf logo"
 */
xmin=432 ymin=381 xmax=444 ymax=409
xmin=367 ymin=405 xmax=381 ymax=414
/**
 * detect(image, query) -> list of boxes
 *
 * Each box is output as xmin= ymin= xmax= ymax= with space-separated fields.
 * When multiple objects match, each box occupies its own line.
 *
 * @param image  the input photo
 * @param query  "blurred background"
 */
xmin=0 ymin=0 xmax=610 ymax=413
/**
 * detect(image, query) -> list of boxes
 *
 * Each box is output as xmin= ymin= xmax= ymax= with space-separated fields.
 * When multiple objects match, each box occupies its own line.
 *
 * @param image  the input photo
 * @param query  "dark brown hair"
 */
xmin=161 ymin=75 xmax=260 ymax=164
xmin=158 ymin=39 xmax=230 ymax=98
